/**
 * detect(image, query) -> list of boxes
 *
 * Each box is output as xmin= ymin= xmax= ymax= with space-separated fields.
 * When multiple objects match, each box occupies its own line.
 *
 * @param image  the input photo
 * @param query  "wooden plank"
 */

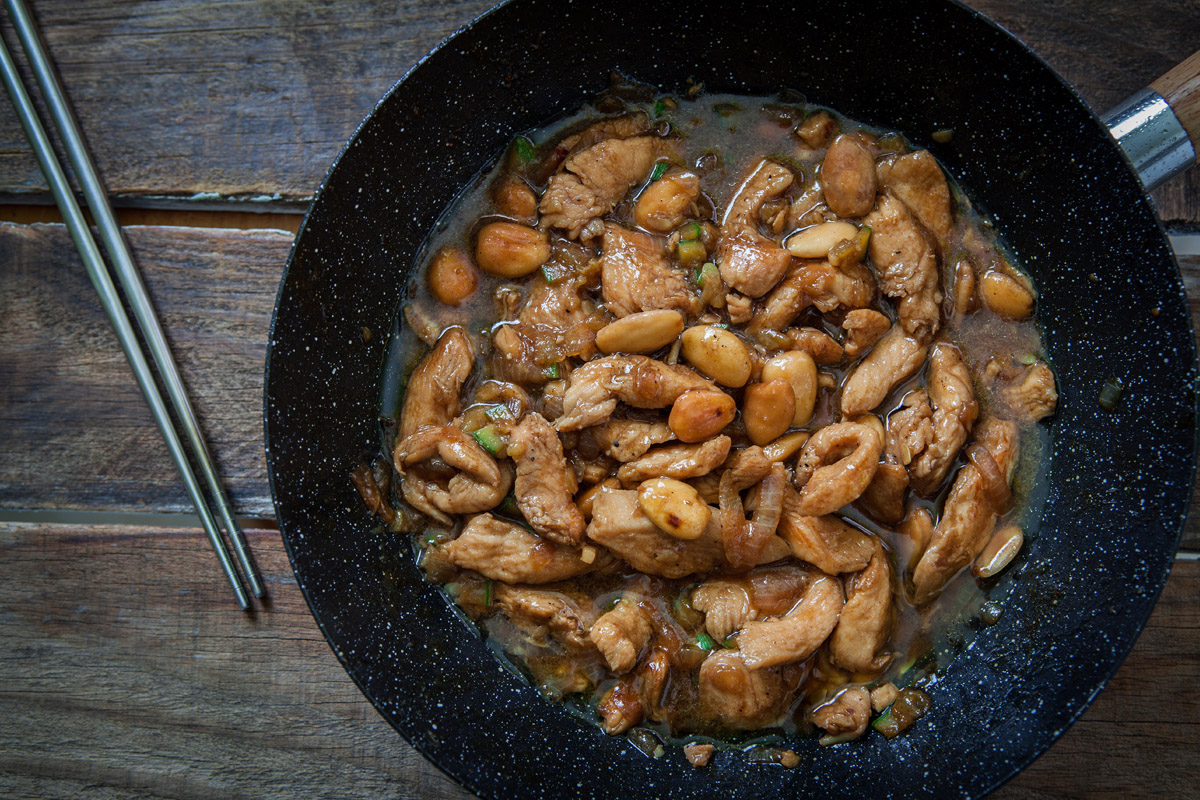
xmin=0 ymin=222 xmax=287 ymax=517
xmin=0 ymin=522 xmax=1194 ymax=799
xmin=3 ymin=222 xmax=1200 ymax=548
xmin=0 ymin=0 xmax=1197 ymax=225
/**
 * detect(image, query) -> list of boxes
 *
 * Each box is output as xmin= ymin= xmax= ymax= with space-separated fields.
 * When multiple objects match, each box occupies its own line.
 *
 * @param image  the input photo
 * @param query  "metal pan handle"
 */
xmin=1104 ymin=51 xmax=1200 ymax=191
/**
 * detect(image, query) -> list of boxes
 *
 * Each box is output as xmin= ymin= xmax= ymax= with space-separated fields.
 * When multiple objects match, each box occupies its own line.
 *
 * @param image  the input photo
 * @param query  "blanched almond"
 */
xmin=680 ymin=325 xmax=752 ymax=388
xmin=596 ymin=310 xmax=684 ymax=354
xmin=638 ymin=477 xmax=710 ymax=540
xmin=475 ymin=221 xmax=551 ymax=278
xmin=762 ymin=431 xmax=810 ymax=462
xmin=980 ymin=270 xmax=1033 ymax=320
xmin=743 ymin=379 xmax=796 ymax=446
xmin=669 ymin=389 xmax=736 ymax=443
xmin=785 ymin=221 xmax=858 ymax=258
xmin=761 ymin=350 xmax=818 ymax=426
xmin=972 ymin=524 xmax=1024 ymax=578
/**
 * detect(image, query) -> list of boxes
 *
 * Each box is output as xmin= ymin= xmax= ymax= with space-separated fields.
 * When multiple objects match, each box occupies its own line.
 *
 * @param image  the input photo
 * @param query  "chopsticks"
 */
xmin=0 ymin=0 xmax=264 ymax=609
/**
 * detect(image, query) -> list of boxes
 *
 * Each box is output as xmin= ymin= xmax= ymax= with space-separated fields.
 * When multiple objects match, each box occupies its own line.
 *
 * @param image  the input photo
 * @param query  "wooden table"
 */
xmin=1 ymin=2 xmax=1198 ymax=797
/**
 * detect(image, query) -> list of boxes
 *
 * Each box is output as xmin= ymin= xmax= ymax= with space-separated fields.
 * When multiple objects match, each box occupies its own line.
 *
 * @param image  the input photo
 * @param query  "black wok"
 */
xmin=264 ymin=1 xmax=1199 ymax=797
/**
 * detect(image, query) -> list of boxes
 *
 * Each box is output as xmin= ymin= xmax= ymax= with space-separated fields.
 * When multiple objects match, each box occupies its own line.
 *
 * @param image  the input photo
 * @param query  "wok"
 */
xmin=264 ymin=1 xmax=1200 ymax=797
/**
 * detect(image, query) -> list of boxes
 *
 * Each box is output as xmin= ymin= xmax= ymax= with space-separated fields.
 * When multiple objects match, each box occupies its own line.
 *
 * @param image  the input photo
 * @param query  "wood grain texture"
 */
xmin=0 ymin=522 xmax=1194 ymax=800
xmin=0 ymin=222 xmax=287 ymax=517
xmin=1152 ymin=49 xmax=1200 ymax=163
xmin=0 ymin=0 xmax=1197 ymax=225
xmin=3 ymin=222 xmax=1199 ymax=549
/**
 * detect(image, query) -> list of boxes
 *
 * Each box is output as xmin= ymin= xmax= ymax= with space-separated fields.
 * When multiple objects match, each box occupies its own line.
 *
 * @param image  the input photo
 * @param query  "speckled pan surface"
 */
xmin=263 ymin=0 xmax=1198 ymax=797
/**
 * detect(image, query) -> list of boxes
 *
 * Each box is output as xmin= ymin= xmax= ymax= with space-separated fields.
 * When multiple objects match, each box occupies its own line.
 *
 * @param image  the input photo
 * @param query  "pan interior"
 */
xmin=264 ymin=2 xmax=1198 ymax=798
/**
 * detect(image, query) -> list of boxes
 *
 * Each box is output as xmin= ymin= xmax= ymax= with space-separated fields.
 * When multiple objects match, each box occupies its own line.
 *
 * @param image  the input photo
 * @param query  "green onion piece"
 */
xmin=653 ymin=99 xmax=667 ymax=118
xmin=486 ymin=404 xmax=512 ymax=420
xmin=714 ymin=323 xmax=730 ymax=330
xmin=871 ymin=708 xmax=896 ymax=735
xmin=513 ymin=135 xmax=536 ymax=163
xmin=695 ymin=261 xmax=719 ymax=288
xmin=499 ymin=493 xmax=520 ymax=515
xmin=650 ymin=161 xmax=669 ymax=181
xmin=680 ymin=221 xmax=702 ymax=241
xmin=1017 ymin=353 xmax=1039 ymax=366
xmin=676 ymin=239 xmax=707 ymax=268
xmin=721 ymin=636 xmax=735 ymax=649
xmin=543 ymin=363 xmax=561 ymax=380
xmin=483 ymin=580 xmax=493 ymax=607
xmin=695 ymin=632 xmax=717 ymax=651
xmin=819 ymin=731 xmax=861 ymax=746
xmin=1099 ymin=377 xmax=1124 ymax=411
xmin=540 ymin=259 xmax=573 ymax=285
xmin=472 ymin=424 xmax=505 ymax=456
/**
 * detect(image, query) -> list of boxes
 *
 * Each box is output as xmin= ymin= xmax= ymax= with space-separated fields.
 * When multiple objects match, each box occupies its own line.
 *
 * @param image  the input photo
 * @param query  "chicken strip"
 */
xmin=555 ymin=355 xmax=711 ymax=431
xmin=840 ymin=325 xmax=927 ymax=416
xmin=717 ymin=160 xmax=795 ymax=297
xmin=398 ymin=327 xmax=474 ymax=439
xmin=865 ymin=193 xmax=942 ymax=341
xmin=438 ymin=514 xmax=603 ymax=584
xmin=508 ymin=412 xmax=586 ymax=546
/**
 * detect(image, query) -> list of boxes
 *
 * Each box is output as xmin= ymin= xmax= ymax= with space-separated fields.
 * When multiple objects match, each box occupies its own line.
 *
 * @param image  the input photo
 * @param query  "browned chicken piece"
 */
xmin=725 ymin=292 xmax=754 ymax=325
xmin=438 ymin=514 xmax=603 ymax=584
xmin=597 ymin=681 xmax=643 ymax=734
xmin=821 ymin=135 xmax=877 ymax=218
xmin=1000 ymin=362 xmax=1058 ymax=422
xmin=687 ymin=567 xmax=807 ymax=650
xmin=842 ymin=309 xmax=891 ymax=360
xmin=829 ymin=541 xmax=894 ymax=673
xmin=698 ymin=650 xmax=799 ymax=729
xmin=691 ymin=582 xmax=753 ymax=643
xmin=541 ymin=135 xmax=679 ymax=238
xmin=747 ymin=262 xmax=812 ymax=333
xmin=600 ymin=223 xmax=697 ymax=318
xmin=508 ymin=412 xmax=587 ymax=546
xmin=683 ymin=743 xmax=715 ymax=768
xmin=856 ymin=462 xmax=910 ymax=526
xmin=887 ymin=389 xmax=933 ymax=466
xmin=587 ymin=489 xmax=725 ymax=578
xmin=398 ymin=327 xmax=474 ymax=439
xmin=540 ymin=379 xmax=567 ymax=420
xmin=811 ymin=686 xmax=871 ymax=742
xmin=779 ymin=484 xmax=875 ymax=574
xmin=841 ymin=325 xmax=927 ymax=416
xmin=865 ymin=194 xmax=943 ymax=341
xmin=555 ymin=355 xmax=712 ymax=431
xmin=794 ymin=259 xmax=877 ymax=314
xmin=785 ymin=327 xmax=844 ymax=365
xmin=735 ymin=573 xmax=843 ymax=669
xmin=909 ymin=343 xmax=978 ymax=496
xmin=552 ymin=113 xmax=652 ymax=161
xmin=795 ymin=110 xmax=837 ymax=149
xmin=879 ymin=150 xmax=953 ymax=238
xmin=912 ymin=418 xmax=1019 ymax=603
xmin=589 ymin=597 xmax=653 ymax=673
xmin=716 ymin=160 xmax=795 ymax=297
xmin=794 ymin=422 xmax=883 ymax=516
xmin=617 ymin=435 xmax=732 ymax=485
xmin=720 ymin=457 xmax=786 ymax=570
xmin=494 ymin=584 xmax=596 ymax=652
xmin=788 ymin=183 xmax=826 ymax=229
xmin=394 ymin=426 xmax=513 ymax=524
xmin=594 ymin=418 xmax=676 ymax=462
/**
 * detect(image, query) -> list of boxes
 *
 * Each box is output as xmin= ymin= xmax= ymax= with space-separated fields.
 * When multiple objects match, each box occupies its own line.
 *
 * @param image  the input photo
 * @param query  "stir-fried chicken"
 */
xmin=716 ymin=160 xmax=795 ymax=297
xmin=912 ymin=418 xmax=1019 ymax=603
xmin=829 ymin=541 xmax=894 ymax=672
xmin=811 ymin=686 xmax=871 ymax=742
xmin=735 ymin=573 xmax=843 ymax=668
xmin=587 ymin=489 xmax=726 ymax=578
xmin=698 ymin=650 xmax=799 ymax=729
xmin=866 ymin=194 xmax=943 ymax=341
xmin=494 ymin=585 xmax=596 ymax=652
xmin=439 ymin=514 xmax=603 ymax=584
xmin=842 ymin=308 xmax=890 ymax=360
xmin=841 ymin=324 xmax=927 ymax=416
xmin=879 ymin=150 xmax=953 ymax=238
xmin=594 ymin=418 xmax=676 ymax=462
xmin=589 ymin=597 xmax=653 ymax=673
xmin=394 ymin=426 xmax=512 ymax=524
xmin=778 ymin=484 xmax=875 ymax=574
xmin=541 ymin=135 xmax=679 ymax=238
xmin=508 ymin=412 xmax=586 ymax=546
xmin=908 ymin=343 xmax=978 ymax=496
xmin=555 ymin=355 xmax=712 ymax=431
xmin=616 ymin=436 xmax=732 ymax=485
xmin=600 ymin=223 xmax=697 ymax=317
xmin=399 ymin=327 xmax=474 ymax=439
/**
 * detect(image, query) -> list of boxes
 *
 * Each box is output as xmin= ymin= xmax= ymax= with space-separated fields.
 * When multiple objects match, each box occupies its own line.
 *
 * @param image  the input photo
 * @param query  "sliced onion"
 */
xmin=967 ymin=443 xmax=1012 ymax=511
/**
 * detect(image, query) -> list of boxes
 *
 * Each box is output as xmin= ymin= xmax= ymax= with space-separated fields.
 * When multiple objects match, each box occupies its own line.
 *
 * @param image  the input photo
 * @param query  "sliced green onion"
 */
xmin=721 ymin=636 xmax=735 ymax=649
xmin=486 ymin=404 xmax=513 ymax=420
xmin=676 ymin=239 xmax=707 ymax=268
xmin=695 ymin=632 xmax=717 ymax=651
xmin=1099 ymin=377 xmax=1124 ymax=411
xmin=483 ymin=580 xmax=493 ymax=607
xmin=695 ymin=261 xmax=719 ymax=288
xmin=472 ymin=424 xmax=505 ymax=456
xmin=543 ymin=363 xmax=561 ymax=380
xmin=680 ymin=221 xmax=702 ymax=241
xmin=1017 ymin=353 xmax=1039 ymax=366
xmin=513 ymin=135 xmax=536 ymax=164
xmin=653 ymin=99 xmax=667 ymax=118
xmin=650 ymin=161 xmax=669 ymax=181
xmin=541 ymin=259 xmax=574 ymax=285
xmin=499 ymin=492 xmax=520 ymax=516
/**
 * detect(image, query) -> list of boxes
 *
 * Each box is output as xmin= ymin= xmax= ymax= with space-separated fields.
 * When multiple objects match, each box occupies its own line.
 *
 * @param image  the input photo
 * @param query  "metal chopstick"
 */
xmin=0 ymin=9 xmax=257 ymax=608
